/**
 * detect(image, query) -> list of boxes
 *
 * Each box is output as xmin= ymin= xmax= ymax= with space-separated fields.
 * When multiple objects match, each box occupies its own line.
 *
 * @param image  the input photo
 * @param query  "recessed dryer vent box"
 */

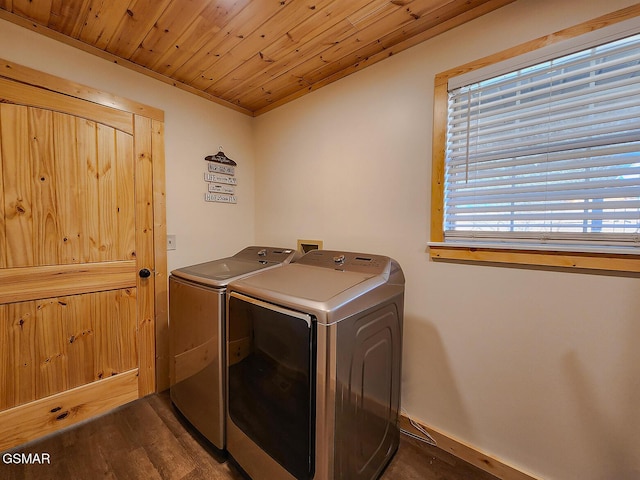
xmin=297 ymin=239 xmax=323 ymax=253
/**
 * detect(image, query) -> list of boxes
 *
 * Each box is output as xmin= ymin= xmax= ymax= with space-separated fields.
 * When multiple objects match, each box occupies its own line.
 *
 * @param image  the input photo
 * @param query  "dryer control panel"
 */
xmin=297 ymin=250 xmax=390 ymax=274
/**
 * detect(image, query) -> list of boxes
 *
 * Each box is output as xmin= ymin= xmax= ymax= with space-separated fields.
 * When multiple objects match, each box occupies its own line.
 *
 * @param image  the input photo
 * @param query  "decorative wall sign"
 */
xmin=208 ymin=162 xmax=235 ymax=175
xmin=205 ymin=193 xmax=237 ymax=204
xmin=208 ymin=183 xmax=235 ymax=194
xmin=205 ymin=148 xmax=237 ymax=165
xmin=204 ymin=172 xmax=237 ymax=184
xmin=204 ymin=146 xmax=238 ymax=204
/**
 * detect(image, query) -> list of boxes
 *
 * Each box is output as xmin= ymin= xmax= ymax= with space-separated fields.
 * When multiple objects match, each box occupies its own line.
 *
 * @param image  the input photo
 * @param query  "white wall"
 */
xmin=3 ymin=2 xmax=639 ymax=479
xmin=253 ymin=1 xmax=640 ymax=479
xmin=0 ymin=19 xmax=256 ymax=273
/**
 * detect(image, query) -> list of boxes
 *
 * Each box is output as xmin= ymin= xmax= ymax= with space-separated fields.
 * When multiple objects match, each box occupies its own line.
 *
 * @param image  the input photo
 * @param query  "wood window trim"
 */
xmin=430 ymin=4 xmax=640 ymax=274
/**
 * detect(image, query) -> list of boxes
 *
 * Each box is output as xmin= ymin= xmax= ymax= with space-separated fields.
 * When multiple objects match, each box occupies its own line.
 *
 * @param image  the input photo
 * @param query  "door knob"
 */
xmin=139 ymin=268 xmax=152 ymax=278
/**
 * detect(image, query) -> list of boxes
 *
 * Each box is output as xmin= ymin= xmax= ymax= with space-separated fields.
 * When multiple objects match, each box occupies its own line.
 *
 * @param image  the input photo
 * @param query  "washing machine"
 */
xmin=169 ymin=246 xmax=300 ymax=450
xmin=226 ymin=250 xmax=404 ymax=480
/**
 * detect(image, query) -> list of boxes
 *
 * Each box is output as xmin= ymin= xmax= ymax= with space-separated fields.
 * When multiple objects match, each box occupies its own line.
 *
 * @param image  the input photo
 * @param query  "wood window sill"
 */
xmin=428 ymin=244 xmax=640 ymax=274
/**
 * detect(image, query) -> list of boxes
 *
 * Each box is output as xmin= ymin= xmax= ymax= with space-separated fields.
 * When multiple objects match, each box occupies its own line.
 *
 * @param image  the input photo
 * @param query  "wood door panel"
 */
xmin=1 ymin=104 xmax=33 ymax=268
xmin=0 ymin=62 xmax=165 ymax=450
xmin=63 ymin=292 xmax=96 ymax=390
xmin=0 ymin=288 xmax=138 ymax=411
xmin=0 ymin=105 xmax=135 ymax=268
xmin=29 ymin=108 xmax=59 ymax=267
xmin=52 ymin=111 xmax=85 ymax=264
xmin=3 ymin=301 xmax=36 ymax=409
xmin=34 ymin=297 xmax=68 ymax=401
xmin=80 ymin=116 xmax=101 ymax=264
xmin=95 ymin=122 xmax=117 ymax=262
xmin=93 ymin=288 xmax=138 ymax=381
xmin=115 ymin=129 xmax=136 ymax=260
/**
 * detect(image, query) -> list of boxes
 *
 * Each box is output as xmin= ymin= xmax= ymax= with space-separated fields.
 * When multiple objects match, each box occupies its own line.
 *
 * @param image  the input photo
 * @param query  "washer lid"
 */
xmin=170 ymin=246 xmax=299 ymax=288
xmin=171 ymin=258 xmax=279 ymax=287
xmin=229 ymin=263 xmax=381 ymax=305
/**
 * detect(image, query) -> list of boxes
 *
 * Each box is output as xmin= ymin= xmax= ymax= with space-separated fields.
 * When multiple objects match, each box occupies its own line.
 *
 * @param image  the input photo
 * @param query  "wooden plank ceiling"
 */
xmin=0 ymin=0 xmax=515 ymax=115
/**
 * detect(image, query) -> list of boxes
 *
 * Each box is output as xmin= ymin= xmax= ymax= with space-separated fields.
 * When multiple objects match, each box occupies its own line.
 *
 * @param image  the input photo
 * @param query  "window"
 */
xmin=430 ymin=8 xmax=640 ymax=273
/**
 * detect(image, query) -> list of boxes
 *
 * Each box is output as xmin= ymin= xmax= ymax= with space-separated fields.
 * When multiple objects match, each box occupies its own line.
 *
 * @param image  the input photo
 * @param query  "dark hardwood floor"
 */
xmin=0 ymin=392 xmax=498 ymax=480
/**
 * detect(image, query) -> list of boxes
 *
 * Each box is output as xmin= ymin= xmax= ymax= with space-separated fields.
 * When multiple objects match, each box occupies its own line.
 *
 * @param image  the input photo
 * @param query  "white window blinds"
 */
xmin=445 ymin=31 xmax=640 ymax=248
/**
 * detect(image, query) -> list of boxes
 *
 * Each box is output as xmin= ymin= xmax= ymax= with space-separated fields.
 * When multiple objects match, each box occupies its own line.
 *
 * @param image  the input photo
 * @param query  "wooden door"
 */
xmin=0 ymin=62 xmax=167 ymax=451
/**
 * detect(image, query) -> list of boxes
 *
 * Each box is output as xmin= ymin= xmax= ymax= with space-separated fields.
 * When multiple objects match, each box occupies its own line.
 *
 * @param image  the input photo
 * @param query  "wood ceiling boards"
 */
xmin=0 ymin=0 xmax=515 ymax=116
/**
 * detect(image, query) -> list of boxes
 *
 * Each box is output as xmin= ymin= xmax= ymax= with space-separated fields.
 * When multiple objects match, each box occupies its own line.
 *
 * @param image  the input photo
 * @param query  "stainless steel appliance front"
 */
xmin=169 ymin=277 xmax=224 ymax=446
xmin=169 ymin=246 xmax=300 ymax=450
xmin=226 ymin=251 xmax=404 ymax=480
xmin=228 ymin=293 xmax=315 ymax=479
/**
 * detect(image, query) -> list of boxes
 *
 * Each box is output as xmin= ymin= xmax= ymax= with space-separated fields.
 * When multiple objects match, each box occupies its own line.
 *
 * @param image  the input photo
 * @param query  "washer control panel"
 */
xmin=297 ymin=250 xmax=390 ymax=274
xmin=234 ymin=246 xmax=299 ymax=264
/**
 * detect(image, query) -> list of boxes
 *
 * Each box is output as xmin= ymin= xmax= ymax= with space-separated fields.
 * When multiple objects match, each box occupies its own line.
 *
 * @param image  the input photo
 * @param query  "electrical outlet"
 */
xmin=167 ymin=234 xmax=177 ymax=251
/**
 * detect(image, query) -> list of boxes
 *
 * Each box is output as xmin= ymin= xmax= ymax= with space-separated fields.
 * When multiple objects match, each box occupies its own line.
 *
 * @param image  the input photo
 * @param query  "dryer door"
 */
xmin=228 ymin=293 xmax=315 ymax=480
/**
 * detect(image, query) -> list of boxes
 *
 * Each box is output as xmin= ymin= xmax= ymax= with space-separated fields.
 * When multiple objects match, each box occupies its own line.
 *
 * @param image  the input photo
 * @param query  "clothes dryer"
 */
xmin=226 ymin=250 xmax=404 ymax=480
xmin=169 ymin=246 xmax=299 ymax=449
